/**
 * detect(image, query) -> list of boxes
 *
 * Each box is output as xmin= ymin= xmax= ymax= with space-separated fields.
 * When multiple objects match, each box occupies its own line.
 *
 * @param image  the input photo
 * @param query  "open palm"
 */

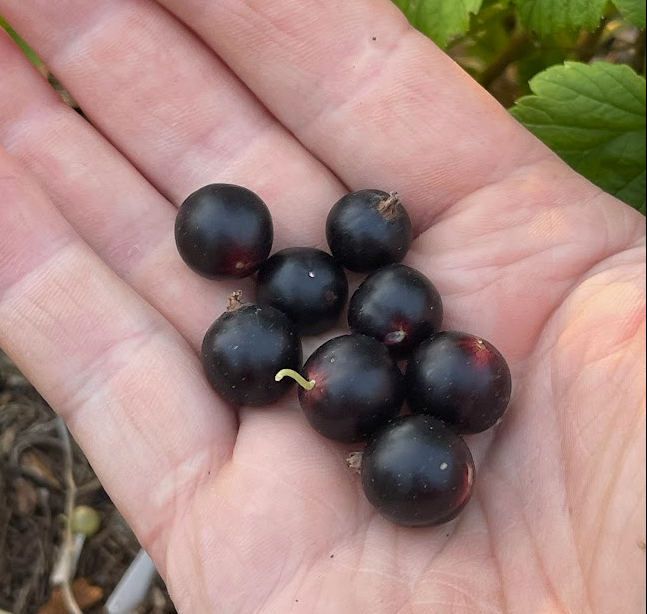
xmin=0 ymin=1 xmax=645 ymax=613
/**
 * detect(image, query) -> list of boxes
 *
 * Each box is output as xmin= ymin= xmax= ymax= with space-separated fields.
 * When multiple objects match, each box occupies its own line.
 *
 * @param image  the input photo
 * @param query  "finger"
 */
xmin=156 ymin=0 xmax=554 ymax=227
xmin=0 ymin=29 xmax=239 ymax=351
xmin=0 ymin=0 xmax=346 ymax=242
xmin=0 ymin=147 xmax=236 ymax=565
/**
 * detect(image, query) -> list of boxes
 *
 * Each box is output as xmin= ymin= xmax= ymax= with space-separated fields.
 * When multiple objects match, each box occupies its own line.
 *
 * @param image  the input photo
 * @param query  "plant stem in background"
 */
xmin=480 ymin=30 xmax=535 ymax=89
xmin=631 ymin=29 xmax=646 ymax=74
xmin=576 ymin=17 xmax=608 ymax=62
xmin=54 ymin=418 xmax=83 ymax=614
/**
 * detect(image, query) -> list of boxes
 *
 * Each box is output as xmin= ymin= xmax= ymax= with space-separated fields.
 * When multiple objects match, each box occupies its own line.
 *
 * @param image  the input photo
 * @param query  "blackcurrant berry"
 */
xmin=255 ymin=247 xmax=348 ymax=335
xmin=405 ymin=331 xmax=512 ymax=434
xmin=360 ymin=415 xmax=475 ymax=527
xmin=326 ymin=190 xmax=413 ymax=272
xmin=175 ymin=184 xmax=273 ymax=279
xmin=277 ymin=334 xmax=404 ymax=443
xmin=348 ymin=264 xmax=443 ymax=358
xmin=202 ymin=294 xmax=302 ymax=406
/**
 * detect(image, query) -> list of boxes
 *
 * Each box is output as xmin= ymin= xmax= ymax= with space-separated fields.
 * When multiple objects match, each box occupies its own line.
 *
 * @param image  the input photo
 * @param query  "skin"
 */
xmin=0 ymin=1 xmax=644 ymax=613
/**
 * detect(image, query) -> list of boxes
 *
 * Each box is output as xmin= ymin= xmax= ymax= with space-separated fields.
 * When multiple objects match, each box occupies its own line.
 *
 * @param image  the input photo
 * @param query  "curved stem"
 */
xmin=275 ymin=369 xmax=316 ymax=390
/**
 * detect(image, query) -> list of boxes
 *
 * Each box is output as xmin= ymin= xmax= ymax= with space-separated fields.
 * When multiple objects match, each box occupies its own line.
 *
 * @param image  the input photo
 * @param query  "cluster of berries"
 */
xmin=174 ymin=184 xmax=512 ymax=527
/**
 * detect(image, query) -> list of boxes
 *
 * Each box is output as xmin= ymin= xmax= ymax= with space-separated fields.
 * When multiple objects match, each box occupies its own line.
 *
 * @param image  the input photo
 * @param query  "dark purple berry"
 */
xmin=406 ymin=331 xmax=512 ymax=434
xmin=348 ymin=264 xmax=443 ymax=358
xmin=255 ymin=247 xmax=348 ymax=335
xmin=175 ymin=184 xmax=273 ymax=279
xmin=360 ymin=415 xmax=475 ymax=527
xmin=202 ymin=295 xmax=302 ymax=406
xmin=280 ymin=334 xmax=404 ymax=443
xmin=326 ymin=190 xmax=413 ymax=273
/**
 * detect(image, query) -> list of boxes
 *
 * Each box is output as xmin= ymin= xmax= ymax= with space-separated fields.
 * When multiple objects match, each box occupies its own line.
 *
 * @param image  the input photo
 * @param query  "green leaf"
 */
xmin=516 ymin=0 xmax=607 ymax=35
xmin=614 ymin=0 xmax=646 ymax=27
xmin=392 ymin=0 xmax=483 ymax=48
xmin=510 ymin=61 xmax=646 ymax=213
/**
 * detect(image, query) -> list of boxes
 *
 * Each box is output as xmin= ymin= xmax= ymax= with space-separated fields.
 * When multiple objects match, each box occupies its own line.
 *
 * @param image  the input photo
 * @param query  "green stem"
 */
xmin=275 ymin=369 xmax=316 ymax=390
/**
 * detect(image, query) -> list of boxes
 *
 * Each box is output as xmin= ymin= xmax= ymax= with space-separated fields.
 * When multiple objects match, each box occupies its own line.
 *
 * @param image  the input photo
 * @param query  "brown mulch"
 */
xmin=0 ymin=351 xmax=177 ymax=614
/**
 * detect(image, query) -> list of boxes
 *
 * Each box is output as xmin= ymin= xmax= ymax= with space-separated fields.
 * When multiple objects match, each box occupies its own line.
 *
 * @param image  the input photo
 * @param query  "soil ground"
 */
xmin=0 ymin=351 xmax=177 ymax=614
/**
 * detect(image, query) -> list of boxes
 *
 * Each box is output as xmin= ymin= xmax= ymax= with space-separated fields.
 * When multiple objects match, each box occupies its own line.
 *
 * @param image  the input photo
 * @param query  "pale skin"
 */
xmin=0 ymin=1 xmax=645 ymax=613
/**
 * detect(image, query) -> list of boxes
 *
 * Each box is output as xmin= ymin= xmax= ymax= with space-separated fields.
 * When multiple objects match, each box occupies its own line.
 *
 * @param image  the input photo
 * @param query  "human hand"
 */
xmin=0 ymin=1 xmax=644 ymax=613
